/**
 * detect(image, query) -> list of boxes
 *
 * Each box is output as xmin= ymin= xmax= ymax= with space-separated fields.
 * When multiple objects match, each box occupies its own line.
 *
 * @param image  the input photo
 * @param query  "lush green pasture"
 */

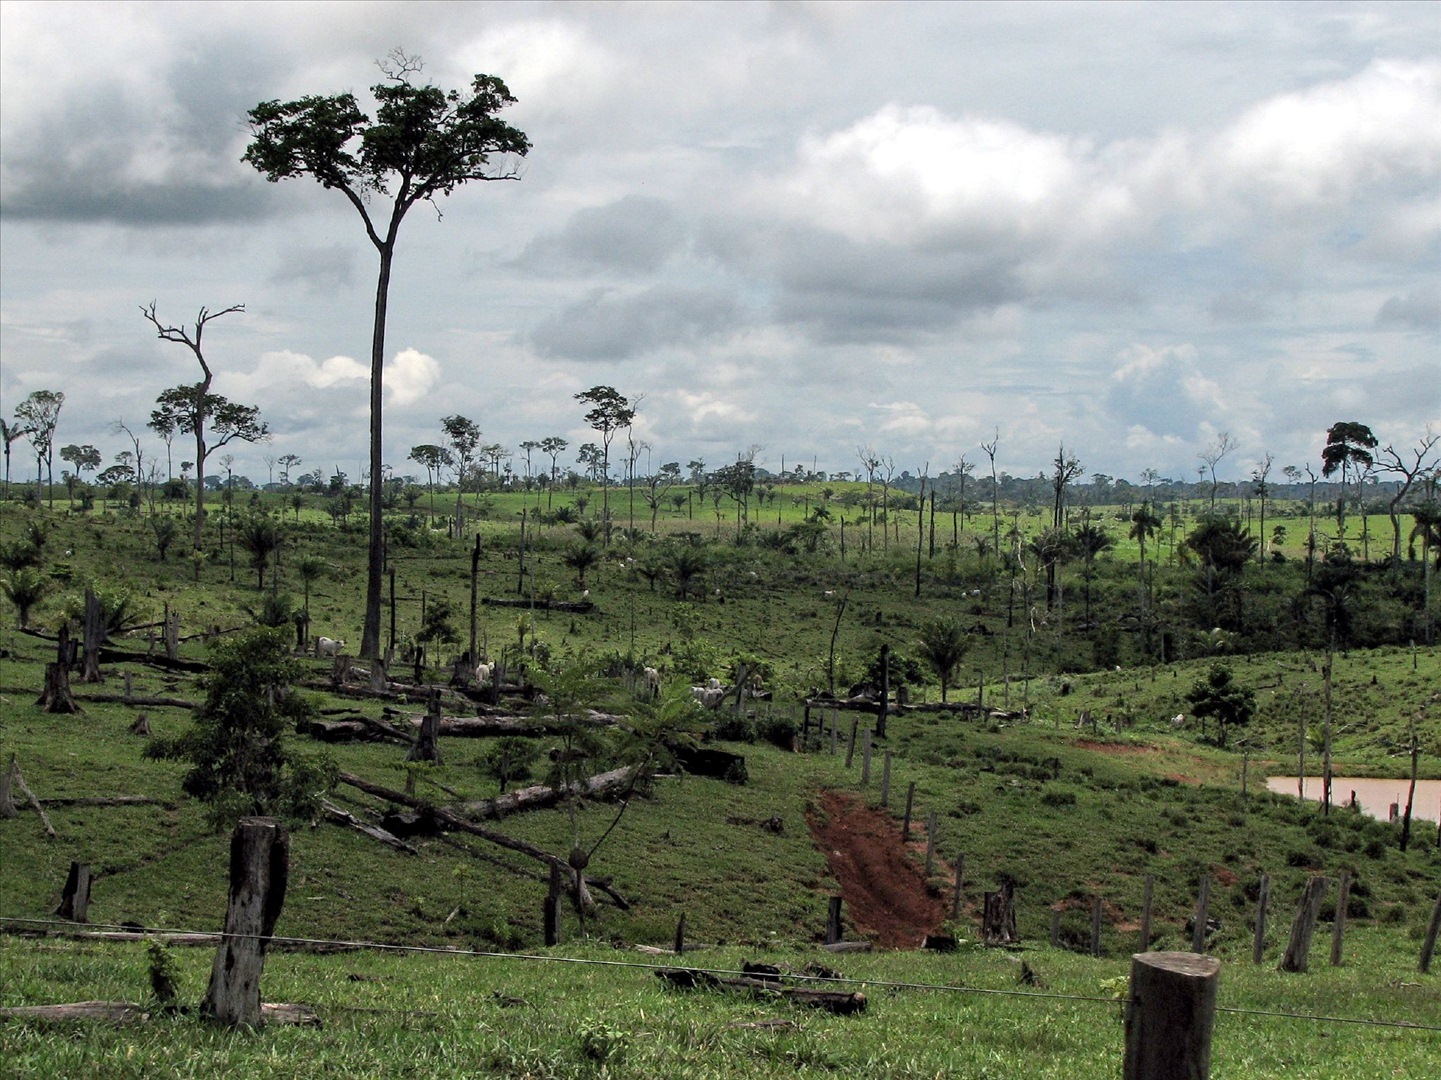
xmin=2 ymin=494 xmax=1439 ymax=1076
xmin=2 ymin=929 xmax=1437 ymax=1079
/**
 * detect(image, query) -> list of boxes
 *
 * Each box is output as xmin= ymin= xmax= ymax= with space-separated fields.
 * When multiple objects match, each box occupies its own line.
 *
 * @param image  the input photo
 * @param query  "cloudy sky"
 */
xmin=2 ymin=1 xmax=1437 ymax=489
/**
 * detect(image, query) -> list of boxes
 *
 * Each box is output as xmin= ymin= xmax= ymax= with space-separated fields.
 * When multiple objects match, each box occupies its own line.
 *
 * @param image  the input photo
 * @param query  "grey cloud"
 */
xmin=761 ymin=228 xmax=1024 ymax=345
xmin=2 ymin=38 xmax=281 ymax=225
xmin=516 ymin=196 xmax=685 ymax=275
xmin=531 ymin=284 xmax=742 ymax=361
xmin=1375 ymin=288 xmax=1441 ymax=331
xmin=269 ymin=244 xmax=357 ymax=295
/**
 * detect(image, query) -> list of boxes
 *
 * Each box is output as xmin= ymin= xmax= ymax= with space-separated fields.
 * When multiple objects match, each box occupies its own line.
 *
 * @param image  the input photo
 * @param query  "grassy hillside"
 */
xmin=2 ymin=496 xmax=1439 ymax=1076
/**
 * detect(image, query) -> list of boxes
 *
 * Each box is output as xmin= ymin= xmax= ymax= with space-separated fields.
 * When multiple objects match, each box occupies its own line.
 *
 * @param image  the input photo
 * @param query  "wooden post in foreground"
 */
xmin=674 ymin=912 xmax=687 ymax=956
xmin=1252 ymin=874 xmax=1271 ymax=965
xmin=1330 ymin=870 xmax=1351 ymax=967
xmin=1420 ymin=891 xmax=1441 ymax=974
xmin=203 ymin=817 xmax=289 ymax=1028
xmin=543 ymin=864 xmax=562 ymax=946
xmin=55 ymin=861 xmax=91 ymax=923
xmin=1123 ymin=952 xmax=1220 ymax=1080
xmin=825 ymin=896 xmax=843 ymax=945
xmin=1191 ymin=874 xmax=1212 ymax=953
xmin=1139 ymin=875 xmax=1154 ymax=954
xmin=1279 ymin=876 xmax=1327 ymax=973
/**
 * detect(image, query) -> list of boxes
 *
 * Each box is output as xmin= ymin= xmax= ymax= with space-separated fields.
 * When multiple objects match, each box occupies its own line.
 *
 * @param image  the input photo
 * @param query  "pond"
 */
xmin=1266 ymin=776 xmax=1441 ymax=825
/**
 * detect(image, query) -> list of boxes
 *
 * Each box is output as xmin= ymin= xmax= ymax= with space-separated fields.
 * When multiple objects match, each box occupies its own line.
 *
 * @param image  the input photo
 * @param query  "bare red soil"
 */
xmin=806 ymin=790 xmax=948 ymax=949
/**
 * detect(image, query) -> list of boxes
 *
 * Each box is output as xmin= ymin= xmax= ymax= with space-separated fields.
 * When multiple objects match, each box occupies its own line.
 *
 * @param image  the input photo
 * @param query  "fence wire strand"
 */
xmin=3 ymin=916 xmax=1436 ymax=1033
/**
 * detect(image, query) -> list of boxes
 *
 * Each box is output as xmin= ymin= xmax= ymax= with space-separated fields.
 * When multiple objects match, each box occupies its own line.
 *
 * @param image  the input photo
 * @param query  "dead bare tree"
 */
xmin=1377 ymin=430 xmax=1439 ymax=565
xmin=141 ymin=303 xmax=245 ymax=550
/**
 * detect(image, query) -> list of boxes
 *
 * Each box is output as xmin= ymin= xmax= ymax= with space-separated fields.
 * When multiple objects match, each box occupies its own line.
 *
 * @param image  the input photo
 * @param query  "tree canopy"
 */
xmin=245 ymin=52 xmax=529 ymax=661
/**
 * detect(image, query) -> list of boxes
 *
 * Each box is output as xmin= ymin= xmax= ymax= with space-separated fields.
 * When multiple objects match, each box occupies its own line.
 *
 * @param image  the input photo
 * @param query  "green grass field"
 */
xmin=2 ymin=491 xmax=1438 ymax=1076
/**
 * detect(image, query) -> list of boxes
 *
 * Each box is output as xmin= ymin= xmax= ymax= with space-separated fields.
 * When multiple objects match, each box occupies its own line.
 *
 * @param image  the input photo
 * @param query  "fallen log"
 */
xmin=392 ymin=710 xmax=622 ymax=739
xmin=458 ymin=766 xmax=639 ymax=820
xmin=655 ymin=968 xmax=866 ymax=1015
xmin=19 ymin=796 xmax=169 ymax=808
xmin=319 ymin=799 xmax=417 ymax=855
xmin=13 ymin=764 xmax=56 ymax=839
xmin=483 ymin=597 xmax=594 ymax=613
xmin=71 ymin=692 xmax=198 ymax=710
xmin=0 ymin=1001 xmax=320 ymax=1026
xmin=335 ymin=771 xmax=627 ymax=909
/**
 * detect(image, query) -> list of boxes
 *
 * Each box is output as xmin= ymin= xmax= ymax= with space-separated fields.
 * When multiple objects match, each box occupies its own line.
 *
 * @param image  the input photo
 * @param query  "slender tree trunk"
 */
xmin=361 ymin=243 xmax=395 ymax=661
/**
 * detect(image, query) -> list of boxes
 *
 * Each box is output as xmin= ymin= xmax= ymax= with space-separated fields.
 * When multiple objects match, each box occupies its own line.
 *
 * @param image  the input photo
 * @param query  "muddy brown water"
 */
xmin=1266 ymin=776 xmax=1441 ymax=824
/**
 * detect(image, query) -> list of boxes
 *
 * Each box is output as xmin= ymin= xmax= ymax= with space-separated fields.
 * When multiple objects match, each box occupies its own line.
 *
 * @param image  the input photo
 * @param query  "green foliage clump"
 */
xmin=144 ymin=626 xmax=333 ymax=829
xmin=1184 ymin=663 xmax=1256 ymax=748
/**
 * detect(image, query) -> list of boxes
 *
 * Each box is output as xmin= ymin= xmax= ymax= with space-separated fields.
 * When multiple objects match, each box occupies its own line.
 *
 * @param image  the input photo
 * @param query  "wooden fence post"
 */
xmin=674 ymin=912 xmax=686 ymax=956
xmin=1252 ymin=874 xmax=1270 ymax=965
xmin=1192 ymin=874 xmax=1212 ymax=953
xmin=202 ymin=817 xmax=289 ymax=1028
xmin=1139 ymin=875 xmax=1154 ymax=954
xmin=1279 ymin=876 xmax=1328 ymax=973
xmin=826 ymin=896 xmax=843 ymax=945
xmin=1419 ymin=890 xmax=1441 ymax=974
xmin=55 ymin=861 xmax=91 ymax=922
xmin=1123 ymin=952 xmax=1220 ymax=1080
xmin=1330 ymin=870 xmax=1351 ymax=967
xmin=543 ymin=864 xmax=562 ymax=946
xmin=1091 ymin=895 xmax=1104 ymax=958
xmin=925 ymin=811 xmax=938 ymax=876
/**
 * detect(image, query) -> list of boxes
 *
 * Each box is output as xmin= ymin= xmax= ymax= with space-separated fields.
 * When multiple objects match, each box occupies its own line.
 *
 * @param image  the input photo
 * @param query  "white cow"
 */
xmin=315 ymin=636 xmax=346 ymax=658
xmin=642 ymin=666 xmax=662 ymax=697
xmin=691 ymin=682 xmax=726 ymax=709
xmin=475 ymin=661 xmax=493 ymax=687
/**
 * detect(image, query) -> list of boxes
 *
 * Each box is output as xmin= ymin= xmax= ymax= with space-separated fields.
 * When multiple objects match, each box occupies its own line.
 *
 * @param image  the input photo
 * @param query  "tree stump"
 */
xmin=38 ymin=664 xmax=79 ymax=714
xmin=825 ymin=895 xmax=843 ymax=945
xmin=407 ymin=690 xmax=443 ymax=764
xmin=81 ymin=587 xmax=104 ymax=683
xmin=202 ymin=818 xmax=289 ymax=1028
xmin=55 ymin=861 xmax=92 ymax=922
xmin=1279 ymin=875 xmax=1327 ymax=973
xmin=983 ymin=881 xmax=1017 ymax=945
xmin=1123 ymin=951 xmax=1220 ymax=1080
xmin=0 ymin=754 xmax=16 ymax=819
xmin=163 ymin=607 xmax=181 ymax=662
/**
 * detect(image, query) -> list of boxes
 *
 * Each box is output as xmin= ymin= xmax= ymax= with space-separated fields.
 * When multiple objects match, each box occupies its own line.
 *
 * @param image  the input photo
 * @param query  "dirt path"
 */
xmin=806 ymin=790 xmax=947 ymax=949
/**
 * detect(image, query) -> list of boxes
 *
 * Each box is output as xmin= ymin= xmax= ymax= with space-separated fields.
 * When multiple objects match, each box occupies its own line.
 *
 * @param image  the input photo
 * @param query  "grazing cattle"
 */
xmin=315 ymin=636 xmax=346 ymax=658
xmin=691 ymin=683 xmax=726 ymax=709
xmin=475 ymin=662 xmax=493 ymax=687
xmin=643 ymin=666 xmax=662 ymax=698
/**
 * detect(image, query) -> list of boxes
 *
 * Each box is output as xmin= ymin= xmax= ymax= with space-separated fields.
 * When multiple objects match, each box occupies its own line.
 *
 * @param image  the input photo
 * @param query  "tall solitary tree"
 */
xmin=1321 ymin=422 xmax=1378 ymax=545
xmin=15 ymin=390 xmax=64 ymax=506
xmin=244 ymin=51 xmax=530 ymax=660
xmin=574 ymin=387 xmax=634 ymax=538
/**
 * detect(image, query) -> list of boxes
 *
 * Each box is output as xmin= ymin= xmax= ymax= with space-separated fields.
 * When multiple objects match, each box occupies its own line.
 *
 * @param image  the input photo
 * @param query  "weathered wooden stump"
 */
xmin=1123 ymin=951 xmax=1220 ymax=1080
xmin=406 ymin=690 xmax=443 ymax=764
xmin=81 ymin=587 xmax=104 ymax=683
xmin=982 ymin=881 xmax=1017 ymax=945
xmin=825 ymin=896 xmax=843 ymax=945
xmin=38 ymin=625 xmax=79 ymax=714
xmin=1279 ymin=875 xmax=1327 ymax=973
xmin=55 ymin=861 xmax=92 ymax=922
xmin=202 ymin=817 xmax=289 ymax=1028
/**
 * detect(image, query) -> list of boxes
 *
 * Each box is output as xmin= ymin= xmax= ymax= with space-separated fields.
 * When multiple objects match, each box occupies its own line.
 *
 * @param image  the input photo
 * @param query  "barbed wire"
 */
xmin=3 ymin=916 xmax=1436 ymax=1032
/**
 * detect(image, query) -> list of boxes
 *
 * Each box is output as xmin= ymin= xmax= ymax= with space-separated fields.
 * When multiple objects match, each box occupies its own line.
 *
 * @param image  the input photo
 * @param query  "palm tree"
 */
xmin=1071 ymin=522 xmax=1115 ymax=623
xmin=1129 ymin=504 xmax=1163 ymax=572
xmin=236 ymin=514 xmax=283 ymax=590
xmin=562 ymin=543 xmax=600 ymax=589
xmin=2 ymin=567 xmax=48 ymax=627
xmin=295 ymin=555 xmax=329 ymax=639
xmin=916 ymin=619 xmax=971 ymax=702
xmin=667 ymin=545 xmax=708 ymax=601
